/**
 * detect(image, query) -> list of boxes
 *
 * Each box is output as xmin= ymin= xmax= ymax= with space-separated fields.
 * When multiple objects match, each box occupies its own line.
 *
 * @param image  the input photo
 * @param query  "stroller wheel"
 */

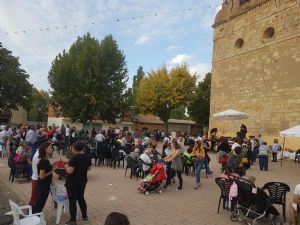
xmin=157 ymin=189 xmax=163 ymax=194
xmin=231 ymin=211 xmax=239 ymax=222
xmin=270 ymin=216 xmax=283 ymax=225
xmin=144 ymin=191 xmax=150 ymax=196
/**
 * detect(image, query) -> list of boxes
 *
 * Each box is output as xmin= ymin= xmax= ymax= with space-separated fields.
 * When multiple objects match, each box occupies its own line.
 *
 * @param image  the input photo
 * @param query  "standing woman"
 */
xmin=65 ymin=141 xmax=92 ymax=225
xmin=192 ymin=140 xmax=205 ymax=189
xmin=33 ymin=142 xmax=55 ymax=213
xmin=165 ymin=140 xmax=183 ymax=191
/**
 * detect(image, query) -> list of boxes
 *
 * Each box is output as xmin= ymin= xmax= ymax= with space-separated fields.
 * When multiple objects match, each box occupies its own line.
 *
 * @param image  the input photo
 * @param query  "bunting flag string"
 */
xmin=2 ymin=5 xmax=218 ymax=36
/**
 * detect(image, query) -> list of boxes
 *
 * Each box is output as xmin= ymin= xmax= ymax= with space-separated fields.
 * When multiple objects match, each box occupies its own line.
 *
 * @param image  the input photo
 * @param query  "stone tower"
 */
xmin=209 ymin=0 xmax=300 ymax=148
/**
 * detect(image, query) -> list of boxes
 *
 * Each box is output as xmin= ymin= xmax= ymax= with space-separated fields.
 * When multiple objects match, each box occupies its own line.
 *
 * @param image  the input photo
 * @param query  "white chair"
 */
xmin=50 ymin=183 xmax=69 ymax=224
xmin=9 ymin=200 xmax=46 ymax=225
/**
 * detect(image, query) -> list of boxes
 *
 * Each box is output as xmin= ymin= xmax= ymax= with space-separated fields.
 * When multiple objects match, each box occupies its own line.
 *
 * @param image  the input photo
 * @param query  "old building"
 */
xmin=209 ymin=0 xmax=300 ymax=149
xmin=0 ymin=107 xmax=27 ymax=126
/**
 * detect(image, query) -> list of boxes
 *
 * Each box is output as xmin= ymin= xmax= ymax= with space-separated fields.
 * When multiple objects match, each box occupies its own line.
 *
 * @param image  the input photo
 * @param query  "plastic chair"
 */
xmin=9 ymin=200 xmax=46 ymax=225
xmin=50 ymin=183 xmax=69 ymax=224
xmin=215 ymin=177 xmax=232 ymax=213
xmin=262 ymin=182 xmax=290 ymax=222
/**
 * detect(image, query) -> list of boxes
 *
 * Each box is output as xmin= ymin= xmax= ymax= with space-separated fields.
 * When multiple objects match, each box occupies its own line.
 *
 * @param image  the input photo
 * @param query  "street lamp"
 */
xmin=38 ymin=107 xmax=42 ymax=125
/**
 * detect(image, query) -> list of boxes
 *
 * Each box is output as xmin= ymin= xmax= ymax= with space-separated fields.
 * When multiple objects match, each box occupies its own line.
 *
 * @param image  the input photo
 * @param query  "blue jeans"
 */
xmin=193 ymin=159 xmax=204 ymax=184
xmin=259 ymin=155 xmax=268 ymax=171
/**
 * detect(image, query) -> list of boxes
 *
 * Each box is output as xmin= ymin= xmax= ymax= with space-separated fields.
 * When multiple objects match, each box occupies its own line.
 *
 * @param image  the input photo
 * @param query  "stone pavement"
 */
xmin=0 ymin=152 xmax=298 ymax=225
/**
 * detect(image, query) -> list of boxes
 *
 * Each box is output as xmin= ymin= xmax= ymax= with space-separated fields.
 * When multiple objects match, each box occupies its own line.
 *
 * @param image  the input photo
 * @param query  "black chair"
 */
xmin=262 ymin=182 xmax=290 ymax=222
xmin=215 ymin=177 xmax=232 ymax=213
xmin=295 ymin=149 xmax=300 ymax=163
xmin=124 ymin=156 xmax=137 ymax=179
xmin=136 ymin=158 xmax=152 ymax=179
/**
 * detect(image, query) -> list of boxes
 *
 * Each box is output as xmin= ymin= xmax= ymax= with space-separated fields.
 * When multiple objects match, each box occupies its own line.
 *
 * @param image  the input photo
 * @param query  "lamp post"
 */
xmin=38 ymin=107 xmax=42 ymax=125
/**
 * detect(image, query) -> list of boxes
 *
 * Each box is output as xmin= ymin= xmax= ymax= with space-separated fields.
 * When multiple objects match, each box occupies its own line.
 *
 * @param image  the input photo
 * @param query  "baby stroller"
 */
xmin=137 ymin=163 xmax=166 ymax=196
xmin=231 ymin=178 xmax=283 ymax=225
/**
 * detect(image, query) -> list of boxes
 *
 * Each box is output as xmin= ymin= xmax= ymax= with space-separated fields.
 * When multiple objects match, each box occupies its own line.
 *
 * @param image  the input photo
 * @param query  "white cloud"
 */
xmin=134 ymin=36 xmax=151 ymax=45
xmin=0 ymin=0 xmax=222 ymax=90
xmin=166 ymin=45 xmax=181 ymax=52
xmin=169 ymin=54 xmax=192 ymax=65
xmin=190 ymin=63 xmax=211 ymax=81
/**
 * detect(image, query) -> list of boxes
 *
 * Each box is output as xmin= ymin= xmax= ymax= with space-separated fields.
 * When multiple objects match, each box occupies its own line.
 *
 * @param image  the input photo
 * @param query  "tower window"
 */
xmin=263 ymin=27 xmax=275 ymax=39
xmin=235 ymin=39 xmax=244 ymax=48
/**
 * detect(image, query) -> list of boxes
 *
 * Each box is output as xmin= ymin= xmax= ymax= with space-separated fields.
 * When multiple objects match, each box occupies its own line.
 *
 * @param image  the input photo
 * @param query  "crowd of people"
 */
xmin=0 ymin=122 xmax=299 ymax=224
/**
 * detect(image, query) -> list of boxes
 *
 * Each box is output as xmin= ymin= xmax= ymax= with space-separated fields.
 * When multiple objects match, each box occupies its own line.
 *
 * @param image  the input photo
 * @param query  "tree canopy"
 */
xmin=27 ymin=88 xmax=49 ymax=122
xmin=48 ymin=33 xmax=128 ymax=123
xmin=0 ymin=47 xmax=33 ymax=111
xmin=136 ymin=65 xmax=196 ymax=125
xmin=188 ymin=72 xmax=211 ymax=126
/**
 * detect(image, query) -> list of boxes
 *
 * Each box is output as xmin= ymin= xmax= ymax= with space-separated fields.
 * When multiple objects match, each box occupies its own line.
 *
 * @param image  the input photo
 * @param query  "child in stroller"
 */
xmin=231 ymin=177 xmax=283 ymax=225
xmin=137 ymin=162 xmax=166 ymax=196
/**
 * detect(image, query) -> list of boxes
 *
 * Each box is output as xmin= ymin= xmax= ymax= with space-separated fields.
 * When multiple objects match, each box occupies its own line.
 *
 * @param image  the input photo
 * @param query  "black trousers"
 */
xmin=33 ymin=183 xmax=50 ymax=213
xmin=272 ymin=152 xmax=277 ymax=162
xmin=165 ymin=168 xmax=183 ymax=189
xmin=66 ymin=182 xmax=87 ymax=222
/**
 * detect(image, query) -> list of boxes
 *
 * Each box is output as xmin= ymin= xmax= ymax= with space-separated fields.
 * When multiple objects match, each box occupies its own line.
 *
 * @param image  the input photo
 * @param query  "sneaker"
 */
xmin=83 ymin=217 xmax=89 ymax=223
xmin=65 ymin=220 xmax=76 ymax=225
xmin=176 ymin=187 xmax=183 ymax=191
xmin=194 ymin=184 xmax=198 ymax=190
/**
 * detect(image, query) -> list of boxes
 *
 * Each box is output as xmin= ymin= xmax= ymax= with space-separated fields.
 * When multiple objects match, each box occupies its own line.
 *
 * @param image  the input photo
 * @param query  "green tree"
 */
xmin=0 ymin=47 xmax=33 ymax=111
xmin=132 ymin=66 xmax=145 ymax=102
xmin=48 ymin=33 xmax=128 ymax=123
xmin=170 ymin=105 xmax=189 ymax=120
xmin=27 ymin=88 xmax=49 ymax=122
xmin=188 ymin=72 xmax=211 ymax=126
xmin=136 ymin=64 xmax=196 ymax=128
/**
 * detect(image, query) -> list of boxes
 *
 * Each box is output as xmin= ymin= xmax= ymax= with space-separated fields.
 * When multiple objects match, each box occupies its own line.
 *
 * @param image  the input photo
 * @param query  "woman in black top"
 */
xmin=33 ymin=142 xmax=55 ymax=213
xmin=65 ymin=141 xmax=92 ymax=225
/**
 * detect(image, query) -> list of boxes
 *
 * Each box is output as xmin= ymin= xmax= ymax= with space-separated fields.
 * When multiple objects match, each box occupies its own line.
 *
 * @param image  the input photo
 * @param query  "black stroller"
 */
xmin=231 ymin=178 xmax=283 ymax=225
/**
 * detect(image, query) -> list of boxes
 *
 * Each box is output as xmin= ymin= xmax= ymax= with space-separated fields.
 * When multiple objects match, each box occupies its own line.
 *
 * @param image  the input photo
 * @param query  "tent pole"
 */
xmin=280 ymin=137 xmax=285 ymax=167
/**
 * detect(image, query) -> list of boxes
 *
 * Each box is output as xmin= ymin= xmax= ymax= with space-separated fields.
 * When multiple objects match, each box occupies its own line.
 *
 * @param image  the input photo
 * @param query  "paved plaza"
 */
xmin=0 ymin=152 xmax=298 ymax=225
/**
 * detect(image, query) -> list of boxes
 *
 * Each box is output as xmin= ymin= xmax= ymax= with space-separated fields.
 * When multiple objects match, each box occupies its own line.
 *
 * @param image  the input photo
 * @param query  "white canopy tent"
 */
xmin=279 ymin=125 xmax=300 ymax=166
xmin=279 ymin=125 xmax=300 ymax=137
xmin=213 ymin=109 xmax=249 ymax=136
xmin=213 ymin=109 xmax=250 ymax=120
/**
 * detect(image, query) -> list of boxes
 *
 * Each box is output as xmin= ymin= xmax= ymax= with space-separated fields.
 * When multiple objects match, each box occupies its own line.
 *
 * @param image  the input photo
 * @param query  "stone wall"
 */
xmin=210 ymin=0 xmax=300 ymax=149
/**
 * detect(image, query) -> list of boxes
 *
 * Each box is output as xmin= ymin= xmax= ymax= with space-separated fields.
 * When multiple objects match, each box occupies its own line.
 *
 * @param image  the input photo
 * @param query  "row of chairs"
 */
xmin=215 ymin=177 xmax=290 ymax=222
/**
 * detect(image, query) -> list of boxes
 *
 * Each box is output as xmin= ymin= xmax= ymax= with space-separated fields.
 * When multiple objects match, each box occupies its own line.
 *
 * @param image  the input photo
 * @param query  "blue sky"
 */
xmin=0 ymin=0 xmax=222 ymax=91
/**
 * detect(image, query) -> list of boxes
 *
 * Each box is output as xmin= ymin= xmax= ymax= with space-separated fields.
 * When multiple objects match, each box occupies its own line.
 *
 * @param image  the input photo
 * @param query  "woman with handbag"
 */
xmin=163 ymin=140 xmax=183 ymax=191
xmin=192 ymin=140 xmax=205 ymax=189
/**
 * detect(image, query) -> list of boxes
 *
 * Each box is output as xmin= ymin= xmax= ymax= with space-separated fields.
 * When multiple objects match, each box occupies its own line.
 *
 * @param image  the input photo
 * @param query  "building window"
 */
xmin=235 ymin=39 xmax=244 ymax=48
xmin=263 ymin=27 xmax=275 ymax=39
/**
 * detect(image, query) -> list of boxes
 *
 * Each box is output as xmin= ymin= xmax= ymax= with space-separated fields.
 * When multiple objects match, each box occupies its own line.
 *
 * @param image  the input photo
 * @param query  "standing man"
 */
xmin=258 ymin=142 xmax=270 ymax=171
xmin=26 ymin=125 xmax=37 ymax=160
xmin=65 ymin=124 xmax=70 ymax=147
xmin=65 ymin=141 xmax=92 ymax=225
xmin=240 ymin=123 xmax=247 ymax=140
xmin=95 ymin=131 xmax=105 ymax=166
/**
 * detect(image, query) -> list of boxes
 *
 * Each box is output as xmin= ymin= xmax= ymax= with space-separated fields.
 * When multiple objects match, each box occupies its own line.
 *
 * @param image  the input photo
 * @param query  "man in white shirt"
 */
xmin=95 ymin=132 xmax=105 ymax=143
xmin=139 ymin=149 xmax=152 ymax=175
xmin=231 ymin=138 xmax=241 ymax=151
xmin=95 ymin=132 xmax=105 ymax=166
xmin=29 ymin=150 xmax=39 ymax=207
xmin=0 ymin=127 xmax=6 ymax=152
xmin=65 ymin=124 xmax=70 ymax=146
